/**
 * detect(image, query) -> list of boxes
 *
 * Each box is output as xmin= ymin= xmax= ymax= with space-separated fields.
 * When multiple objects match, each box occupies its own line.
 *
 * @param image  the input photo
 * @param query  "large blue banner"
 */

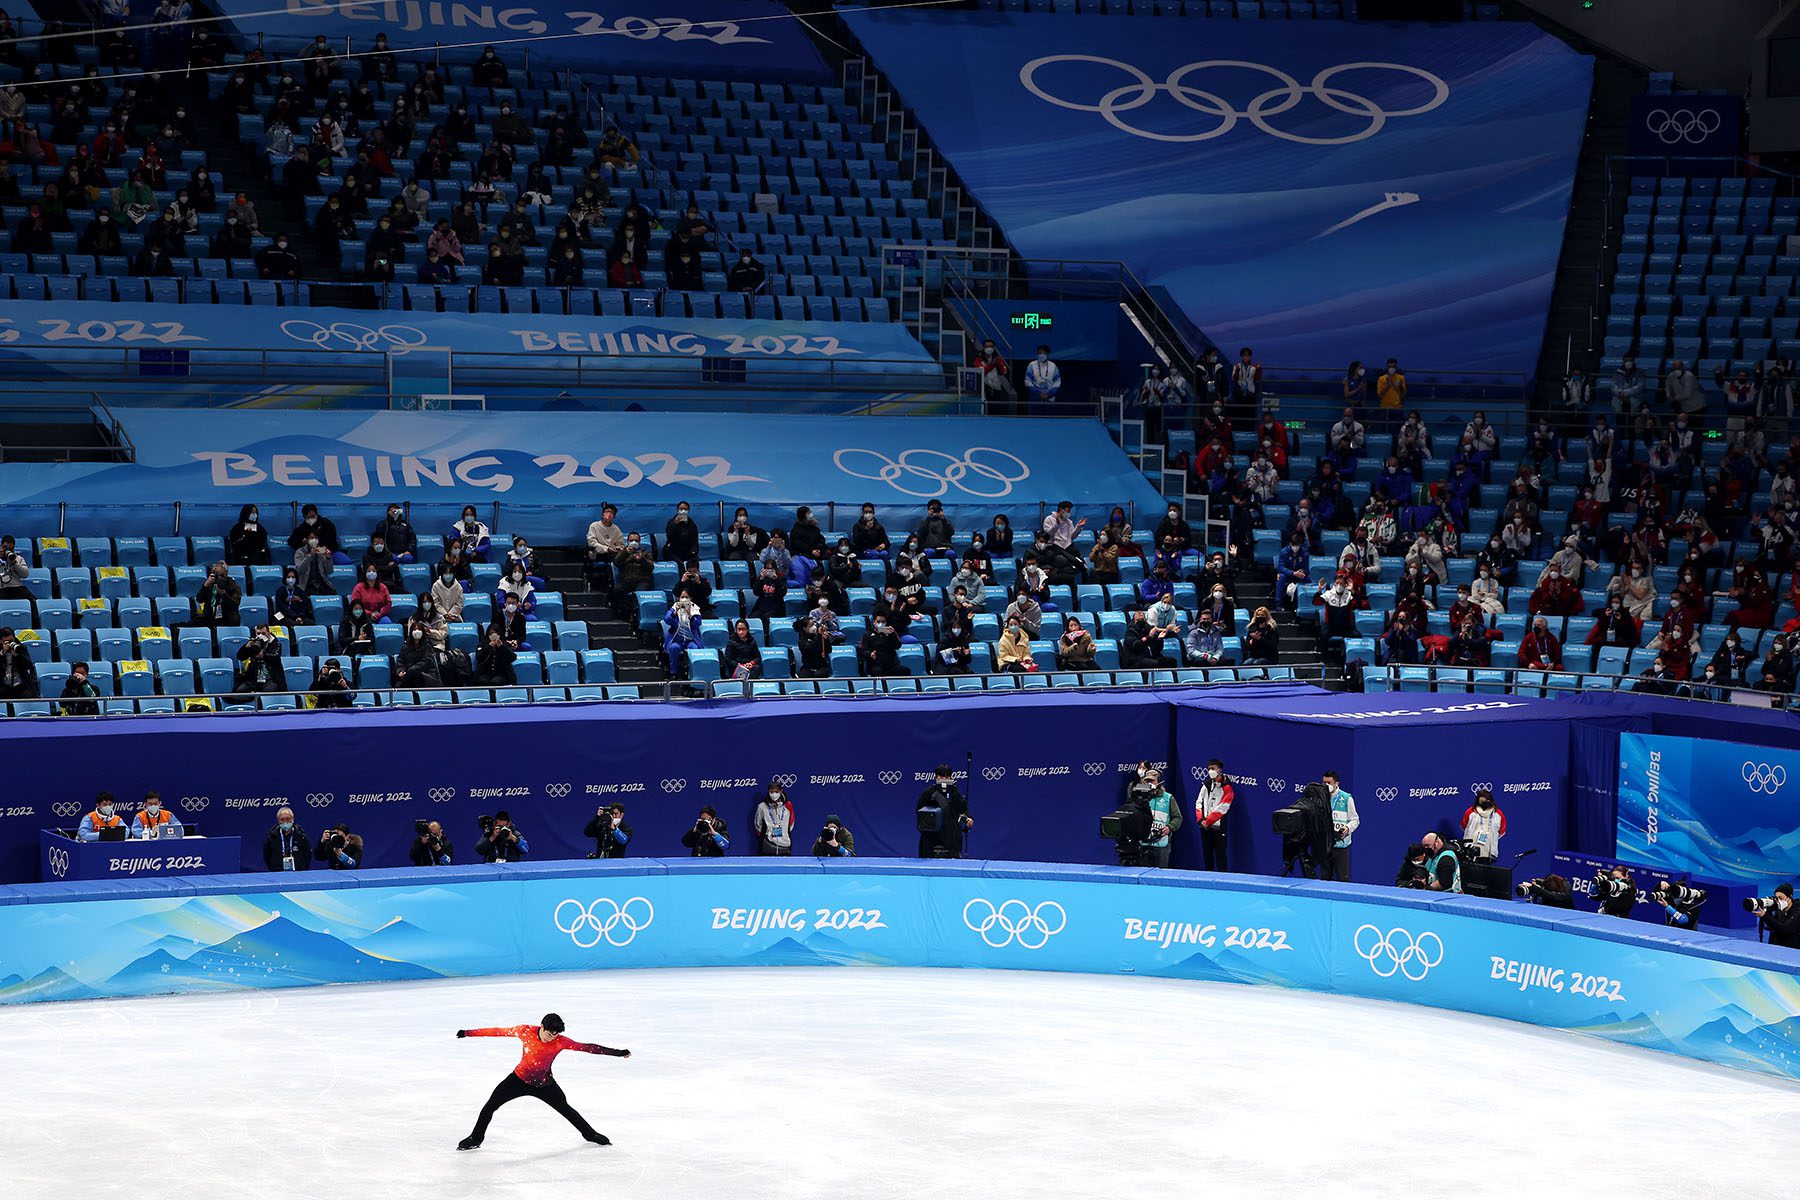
xmin=1616 ymin=732 xmax=1800 ymax=885
xmin=214 ymin=0 xmax=826 ymax=79
xmin=847 ymin=12 xmax=1592 ymax=371
xmin=4 ymin=864 xmax=1798 ymax=1083
xmin=0 ymin=406 xmax=1163 ymax=522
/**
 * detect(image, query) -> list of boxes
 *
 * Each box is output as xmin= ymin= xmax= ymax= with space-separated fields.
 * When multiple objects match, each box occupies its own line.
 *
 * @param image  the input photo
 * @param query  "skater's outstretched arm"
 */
xmin=456 ymin=1026 xmax=525 ymax=1038
xmin=567 ymin=1040 xmax=631 ymax=1058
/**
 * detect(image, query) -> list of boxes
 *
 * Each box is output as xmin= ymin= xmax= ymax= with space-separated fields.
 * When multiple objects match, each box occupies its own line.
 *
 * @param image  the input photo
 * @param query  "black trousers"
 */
xmin=468 ymin=1073 xmax=600 ymax=1142
xmin=1200 ymin=825 xmax=1228 ymax=872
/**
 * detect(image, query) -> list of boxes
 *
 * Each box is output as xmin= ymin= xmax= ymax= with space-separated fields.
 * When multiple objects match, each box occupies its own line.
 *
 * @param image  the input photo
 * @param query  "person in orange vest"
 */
xmin=132 ymin=790 xmax=183 ymax=839
xmin=77 ymin=791 xmax=126 ymax=840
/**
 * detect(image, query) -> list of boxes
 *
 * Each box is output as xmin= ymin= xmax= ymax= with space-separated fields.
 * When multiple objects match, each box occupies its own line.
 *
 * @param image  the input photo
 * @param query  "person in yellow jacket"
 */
xmin=995 ymin=618 xmax=1035 ymax=672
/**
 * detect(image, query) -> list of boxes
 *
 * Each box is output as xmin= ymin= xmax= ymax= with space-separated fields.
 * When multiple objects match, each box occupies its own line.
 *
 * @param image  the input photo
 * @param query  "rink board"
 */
xmin=2 ymin=861 xmax=1798 ymax=1081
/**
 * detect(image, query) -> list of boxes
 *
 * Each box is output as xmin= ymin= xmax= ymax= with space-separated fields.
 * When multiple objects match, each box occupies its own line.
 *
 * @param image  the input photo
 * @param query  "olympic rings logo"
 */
xmin=879 ymin=771 xmax=903 ymax=785
xmin=1268 ymin=779 xmax=1287 ymax=794
xmin=545 ymin=783 xmax=572 ymax=798
xmin=50 ymin=801 xmax=81 ymax=818
xmin=1469 ymin=782 xmax=1492 ymax=796
xmin=833 ymin=447 xmax=1031 ymax=499
xmin=963 ymin=898 xmax=1067 ymax=950
xmin=1353 ymin=924 xmax=1444 ymax=982
xmin=1743 ymin=761 xmax=1787 ymax=795
xmin=1644 ymin=108 xmax=1721 ymax=145
xmin=660 ymin=778 xmax=687 ymax=794
xmin=772 ymin=774 xmax=798 ymax=788
xmin=279 ymin=320 xmax=430 ymax=353
xmin=428 ymin=787 xmax=456 ymax=803
xmin=982 ymin=766 xmax=1006 ymax=781
xmin=1376 ymin=787 xmax=1398 ymax=802
xmin=305 ymin=792 xmax=334 ymax=808
xmin=181 ymin=795 xmax=209 ymax=812
xmin=48 ymin=847 xmax=69 ymax=878
xmin=1019 ymin=56 xmax=1450 ymax=145
xmin=554 ymin=897 xmax=654 ymax=949
xmin=1083 ymin=762 xmax=1108 ymax=777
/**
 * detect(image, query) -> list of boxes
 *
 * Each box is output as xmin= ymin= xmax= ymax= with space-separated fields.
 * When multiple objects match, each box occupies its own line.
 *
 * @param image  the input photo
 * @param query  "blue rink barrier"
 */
xmin=2 ymin=862 xmax=1797 ymax=1083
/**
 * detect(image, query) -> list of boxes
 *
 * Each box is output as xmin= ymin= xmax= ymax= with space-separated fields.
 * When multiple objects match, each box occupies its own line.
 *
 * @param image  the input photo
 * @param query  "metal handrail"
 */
xmin=704 ymin=662 xmax=1338 ymax=699
xmin=1368 ymin=664 xmax=1785 ymax=708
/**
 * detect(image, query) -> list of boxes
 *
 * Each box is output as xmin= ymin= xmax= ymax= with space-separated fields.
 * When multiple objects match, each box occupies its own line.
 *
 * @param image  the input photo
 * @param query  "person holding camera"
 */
xmin=1751 ymin=883 xmax=1800 ymax=947
xmin=316 ymin=823 xmax=363 ymax=870
xmin=813 ymin=815 xmax=855 ymax=857
xmin=753 ymin=780 xmax=795 ymax=856
xmin=312 ymin=657 xmax=354 ymax=708
xmin=1593 ymin=863 xmax=1637 ymax=917
xmin=411 ymin=819 xmax=454 ymax=866
xmin=1323 ymin=770 xmax=1359 ymax=882
xmin=1419 ymin=832 xmax=1462 ymax=893
xmin=680 ymin=806 xmax=730 ymax=856
xmin=233 ymin=624 xmax=288 ymax=695
xmin=1131 ymin=768 xmax=1181 ymax=868
xmin=476 ymin=811 xmax=528 ymax=863
xmin=1395 ymin=843 xmax=1431 ymax=889
xmin=1651 ymin=880 xmax=1707 ymax=929
xmin=917 ymin=764 xmax=972 ymax=859
xmin=1459 ymin=790 xmax=1506 ymax=862
xmin=0 ymin=625 xmax=38 ymax=700
xmin=191 ymin=560 xmax=242 ymax=627
xmin=1194 ymin=758 xmax=1234 ymax=873
xmin=263 ymin=807 xmax=312 ymax=872
xmin=583 ymin=803 xmax=633 ymax=859
xmin=1517 ymin=875 xmax=1575 ymax=908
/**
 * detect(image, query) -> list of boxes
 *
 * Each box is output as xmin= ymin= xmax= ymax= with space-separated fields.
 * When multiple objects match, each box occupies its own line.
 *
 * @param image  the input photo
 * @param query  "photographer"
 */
xmin=1394 ymin=843 xmax=1430 ymax=889
xmin=1750 ymin=883 xmax=1800 ymax=948
xmin=812 ymin=814 xmax=855 ymax=858
xmin=475 ymin=811 xmax=529 ymax=863
xmin=315 ymin=822 xmax=363 ymax=870
xmin=1651 ymin=880 xmax=1707 ymax=930
xmin=916 ymin=764 xmax=972 ymax=859
xmin=410 ymin=819 xmax=454 ymax=866
xmin=233 ymin=624 xmax=287 ymax=696
xmin=1193 ymin=758 xmax=1234 ymax=873
xmin=1517 ymin=875 xmax=1575 ymax=908
xmin=680 ymin=806 xmax=731 ymax=857
xmin=583 ymin=803 xmax=633 ymax=859
xmin=1593 ymin=863 xmax=1637 ymax=917
xmin=312 ymin=657 xmax=354 ymax=708
xmin=752 ymin=780 xmax=794 ymax=856
xmin=1420 ymin=832 xmax=1462 ymax=893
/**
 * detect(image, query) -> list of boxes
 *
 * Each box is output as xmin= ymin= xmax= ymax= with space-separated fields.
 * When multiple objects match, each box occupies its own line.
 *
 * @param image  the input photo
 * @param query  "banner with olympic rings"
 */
xmin=0 ymin=404 xmax=1162 ymax=533
xmin=846 ymin=11 xmax=1593 ymax=372
xmin=4 ymin=862 xmax=1799 ymax=1083
xmin=1617 ymin=732 xmax=1800 ymax=885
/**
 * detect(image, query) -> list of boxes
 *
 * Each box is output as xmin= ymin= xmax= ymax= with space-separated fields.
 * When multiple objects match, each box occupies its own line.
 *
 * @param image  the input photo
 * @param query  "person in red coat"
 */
xmin=1653 ymin=604 xmax=1698 ymax=681
xmin=1720 ymin=562 xmax=1775 ymax=629
xmin=455 ymin=1015 xmax=630 ymax=1150
xmin=1518 ymin=617 xmax=1563 ymax=669
xmin=1528 ymin=569 xmax=1582 ymax=616
xmin=1585 ymin=596 xmax=1641 ymax=670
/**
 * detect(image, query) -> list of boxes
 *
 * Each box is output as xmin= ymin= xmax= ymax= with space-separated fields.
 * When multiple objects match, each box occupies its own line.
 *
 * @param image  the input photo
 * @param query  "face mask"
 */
xmin=1209 ymin=769 xmax=1221 ymax=780
xmin=1326 ymin=783 xmax=1338 ymax=796
xmin=99 ymin=805 xmax=114 ymax=817
xmin=352 ymin=607 xmax=364 ymax=617
xmin=412 ymin=630 xmax=423 ymax=640
xmin=307 ymin=538 xmax=319 ymax=548
xmin=146 ymin=802 xmax=161 ymax=814
xmin=365 ymin=572 xmax=378 ymax=583
xmin=279 ymin=821 xmax=293 ymax=831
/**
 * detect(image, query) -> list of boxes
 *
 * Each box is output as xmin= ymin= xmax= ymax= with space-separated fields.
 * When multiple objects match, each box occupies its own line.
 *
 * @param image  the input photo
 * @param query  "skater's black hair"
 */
xmin=541 ymin=1012 xmax=565 ymax=1033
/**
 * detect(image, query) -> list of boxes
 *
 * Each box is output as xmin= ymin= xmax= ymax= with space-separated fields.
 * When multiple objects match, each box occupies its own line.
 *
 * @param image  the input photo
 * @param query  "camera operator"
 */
xmin=1651 ymin=880 xmax=1707 ymax=930
xmin=812 ymin=814 xmax=855 ymax=857
xmin=583 ymin=803 xmax=634 ymax=859
xmin=681 ymin=805 xmax=731 ymax=856
xmin=916 ymin=764 xmax=972 ymax=859
xmin=1394 ymin=843 xmax=1430 ymax=889
xmin=1748 ymin=883 xmax=1800 ymax=947
xmin=1516 ymin=874 xmax=1575 ymax=908
xmin=410 ymin=819 xmax=454 ymax=866
xmin=753 ymin=779 xmax=795 ymax=856
xmin=476 ymin=811 xmax=529 ymax=863
xmin=315 ymin=822 xmax=363 ymax=870
xmin=1193 ymin=758 xmax=1234 ymax=873
xmin=1592 ymin=863 xmax=1637 ymax=917
xmin=1419 ymin=831 xmax=1462 ymax=893
xmin=312 ymin=657 xmax=354 ymax=708
xmin=1130 ymin=767 xmax=1180 ymax=869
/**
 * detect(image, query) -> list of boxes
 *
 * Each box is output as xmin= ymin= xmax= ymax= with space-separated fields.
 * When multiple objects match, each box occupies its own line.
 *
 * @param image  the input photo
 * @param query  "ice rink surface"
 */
xmin=4 ymin=966 xmax=1798 ymax=1199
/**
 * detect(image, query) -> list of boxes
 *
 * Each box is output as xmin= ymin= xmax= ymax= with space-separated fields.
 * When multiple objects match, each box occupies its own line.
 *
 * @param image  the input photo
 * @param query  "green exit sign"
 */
xmin=1009 ymin=311 xmax=1054 ymax=330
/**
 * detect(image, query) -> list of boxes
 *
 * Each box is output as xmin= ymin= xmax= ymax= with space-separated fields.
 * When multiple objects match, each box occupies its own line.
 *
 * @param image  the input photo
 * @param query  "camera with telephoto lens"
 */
xmin=322 ymin=829 xmax=346 ymax=851
xmin=414 ymin=818 xmax=431 ymax=836
xmin=1654 ymin=880 xmax=1707 ymax=912
xmin=1593 ymin=870 xmax=1632 ymax=900
xmin=819 ymin=825 xmax=837 ymax=844
xmin=476 ymin=813 xmax=494 ymax=836
xmin=1517 ymin=878 xmax=1548 ymax=898
xmin=1745 ymin=895 xmax=1782 ymax=915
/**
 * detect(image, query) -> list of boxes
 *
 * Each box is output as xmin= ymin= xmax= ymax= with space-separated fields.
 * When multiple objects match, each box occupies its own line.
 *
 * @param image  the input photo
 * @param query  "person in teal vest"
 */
xmin=1421 ymin=832 xmax=1462 ymax=893
xmin=1137 ymin=768 xmax=1182 ymax=869
xmin=1323 ymin=770 xmax=1359 ymax=882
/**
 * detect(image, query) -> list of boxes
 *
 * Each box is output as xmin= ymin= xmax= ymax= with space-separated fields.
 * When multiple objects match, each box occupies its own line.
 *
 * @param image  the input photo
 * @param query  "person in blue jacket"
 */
xmin=1274 ymin=534 xmax=1310 ymax=611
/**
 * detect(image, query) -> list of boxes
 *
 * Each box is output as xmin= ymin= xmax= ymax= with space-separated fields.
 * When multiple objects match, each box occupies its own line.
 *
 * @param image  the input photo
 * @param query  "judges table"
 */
xmin=40 ymin=829 xmax=242 ymax=882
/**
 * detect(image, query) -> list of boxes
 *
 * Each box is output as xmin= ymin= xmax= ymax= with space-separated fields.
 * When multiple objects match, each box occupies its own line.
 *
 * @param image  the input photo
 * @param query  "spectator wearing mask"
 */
xmin=1274 ymin=534 xmax=1310 ymax=611
xmin=448 ymin=505 xmax=491 ymax=562
xmin=233 ymin=625 xmax=288 ymax=695
xmin=1024 ymin=345 xmax=1061 ymax=410
xmin=0 ymin=535 xmax=29 ymax=600
xmin=1194 ymin=759 xmax=1234 ymax=872
xmin=362 ymin=534 xmax=401 ymax=591
xmin=1528 ymin=567 xmax=1581 ymax=617
xmin=191 ymin=561 xmax=243 ymax=626
xmin=59 ymin=661 xmax=102 ymax=716
xmin=264 ymin=807 xmax=312 ymax=871
xmin=474 ymin=625 xmax=517 ymax=686
xmin=662 ymin=501 xmax=699 ymax=563
xmin=350 ymin=567 xmax=393 ymax=623
xmin=226 ymin=503 xmax=271 ymax=565
xmin=1459 ymin=791 xmax=1506 ymax=861
xmin=1519 ymin=616 xmax=1564 ymax=670
xmin=78 ymin=791 xmax=127 ymax=840
xmin=915 ymin=500 xmax=956 ymax=552
xmin=585 ymin=503 xmax=625 ymax=589
xmin=584 ymin=804 xmax=634 ymax=859
xmin=662 ymin=595 xmax=703 ymax=675
xmin=1243 ymin=607 xmax=1279 ymax=665
xmin=1122 ymin=614 xmax=1172 ymax=669
xmin=722 ymin=619 xmax=763 ymax=680
xmin=753 ymin=781 xmax=795 ymax=856
xmin=476 ymin=812 xmax=528 ymax=863
xmin=373 ymin=504 xmax=418 ymax=562
xmin=860 ymin=612 xmax=905 ymax=676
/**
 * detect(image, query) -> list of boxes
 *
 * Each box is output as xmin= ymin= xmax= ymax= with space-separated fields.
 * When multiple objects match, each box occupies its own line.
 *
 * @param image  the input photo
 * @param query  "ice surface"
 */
xmin=3 ymin=967 xmax=1797 ymax=1199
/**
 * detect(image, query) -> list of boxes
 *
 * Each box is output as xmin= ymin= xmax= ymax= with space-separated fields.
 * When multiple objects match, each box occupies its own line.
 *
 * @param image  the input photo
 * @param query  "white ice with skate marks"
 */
xmin=2 ymin=967 xmax=1799 ymax=1199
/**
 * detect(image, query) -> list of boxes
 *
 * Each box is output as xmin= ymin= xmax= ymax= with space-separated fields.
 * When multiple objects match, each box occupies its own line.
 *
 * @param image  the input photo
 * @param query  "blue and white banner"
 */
xmin=847 ymin=12 xmax=1592 ymax=372
xmin=1616 ymin=732 xmax=1800 ymax=885
xmin=3 ymin=864 xmax=1797 ymax=1083
xmin=214 ymin=0 xmax=826 ymax=79
xmin=0 ymin=405 xmax=1162 ymax=517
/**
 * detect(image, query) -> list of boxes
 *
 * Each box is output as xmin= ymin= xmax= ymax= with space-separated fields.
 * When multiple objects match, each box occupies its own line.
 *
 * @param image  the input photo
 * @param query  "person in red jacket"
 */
xmin=456 ymin=1014 xmax=630 ymax=1150
xmin=1518 ymin=617 xmax=1563 ymax=670
xmin=1193 ymin=758 xmax=1234 ymax=872
xmin=1719 ymin=562 xmax=1774 ymax=629
xmin=1528 ymin=569 xmax=1582 ymax=616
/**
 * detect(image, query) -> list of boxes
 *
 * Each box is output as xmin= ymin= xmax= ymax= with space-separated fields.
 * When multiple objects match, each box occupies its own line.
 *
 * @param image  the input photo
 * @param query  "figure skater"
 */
xmin=455 ymin=1013 xmax=630 ymax=1150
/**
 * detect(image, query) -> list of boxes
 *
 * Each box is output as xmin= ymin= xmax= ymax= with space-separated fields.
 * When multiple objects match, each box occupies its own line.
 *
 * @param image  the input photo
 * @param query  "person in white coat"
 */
xmin=1460 ymin=791 xmax=1506 ymax=861
xmin=752 ymin=781 xmax=794 ymax=856
xmin=1023 ymin=345 xmax=1061 ymax=411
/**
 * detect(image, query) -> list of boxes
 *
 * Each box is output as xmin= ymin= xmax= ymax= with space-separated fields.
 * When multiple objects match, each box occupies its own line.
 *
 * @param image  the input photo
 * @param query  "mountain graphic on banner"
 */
xmin=99 ymin=916 xmax=439 ymax=992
